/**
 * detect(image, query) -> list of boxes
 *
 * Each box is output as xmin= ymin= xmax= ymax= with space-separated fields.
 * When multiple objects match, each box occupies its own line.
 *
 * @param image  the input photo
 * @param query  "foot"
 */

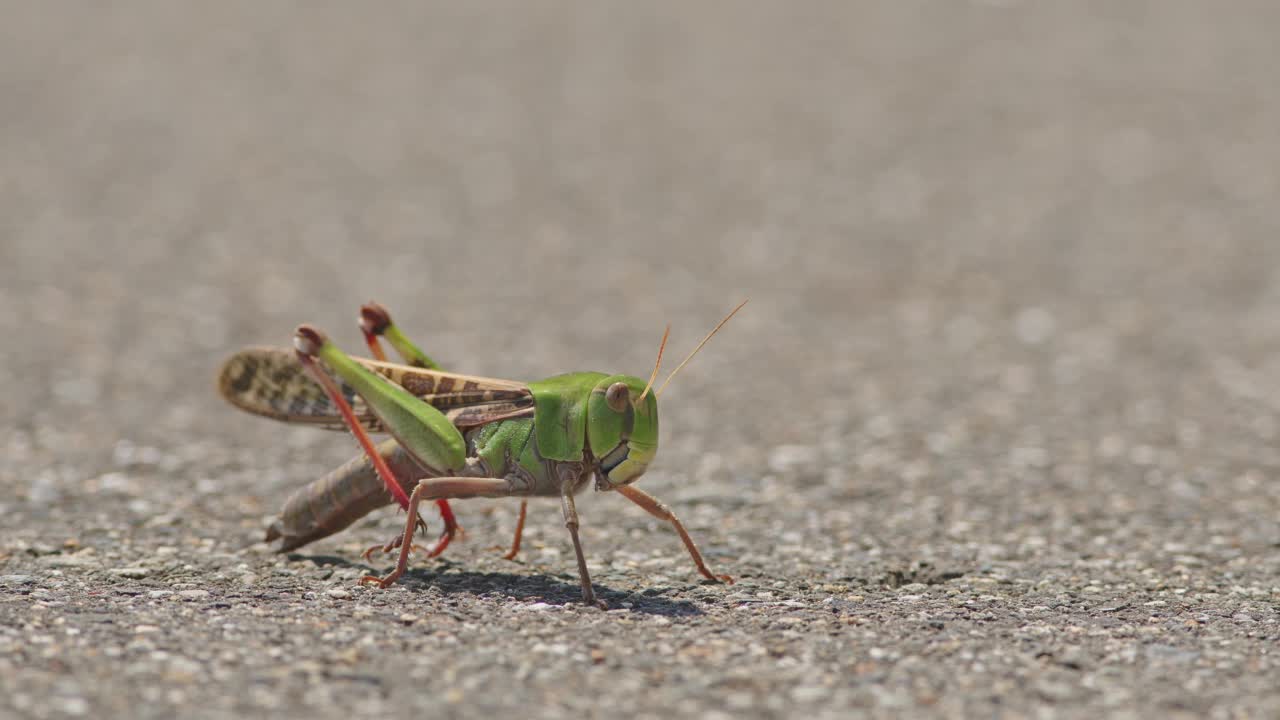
xmin=357 ymin=573 xmax=397 ymax=589
xmin=361 ymin=537 xmax=427 ymax=563
xmin=424 ymin=524 xmax=463 ymax=558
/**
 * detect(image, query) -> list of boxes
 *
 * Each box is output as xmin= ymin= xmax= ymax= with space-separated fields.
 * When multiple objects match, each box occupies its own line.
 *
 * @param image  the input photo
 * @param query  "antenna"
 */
xmin=637 ymin=325 xmax=670 ymax=402
xmin=656 ymin=299 xmax=748 ymax=397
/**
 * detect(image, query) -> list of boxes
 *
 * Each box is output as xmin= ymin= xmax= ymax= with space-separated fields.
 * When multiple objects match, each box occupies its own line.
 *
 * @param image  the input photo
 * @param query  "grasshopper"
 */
xmin=217 ymin=301 xmax=744 ymax=606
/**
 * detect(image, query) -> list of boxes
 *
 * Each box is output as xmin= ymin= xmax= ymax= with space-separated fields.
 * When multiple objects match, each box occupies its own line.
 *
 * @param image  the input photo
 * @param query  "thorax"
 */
xmin=465 ymin=418 xmax=594 ymax=497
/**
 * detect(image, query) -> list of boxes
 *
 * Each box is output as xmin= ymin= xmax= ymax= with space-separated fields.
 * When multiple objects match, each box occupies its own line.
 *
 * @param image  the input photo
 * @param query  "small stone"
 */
xmin=523 ymin=602 xmax=553 ymax=611
xmin=28 ymin=472 xmax=61 ymax=504
xmin=125 ymin=638 xmax=156 ymax=652
xmin=1034 ymin=679 xmax=1081 ymax=702
xmin=57 ymin=697 xmax=88 ymax=716
xmin=110 ymin=567 xmax=150 ymax=578
xmin=0 ymin=575 xmax=34 ymax=584
xmin=326 ymin=588 xmax=351 ymax=599
xmin=45 ymin=554 xmax=98 ymax=568
xmin=1056 ymin=646 xmax=1091 ymax=669
xmin=791 ymin=685 xmax=829 ymax=703
xmin=866 ymin=415 xmax=896 ymax=439
xmin=1015 ymin=306 xmax=1055 ymax=345
xmin=768 ymin=444 xmax=819 ymax=473
xmin=148 ymin=590 xmax=174 ymax=599
xmin=177 ymin=589 xmax=210 ymax=600
xmin=32 ymin=542 xmax=63 ymax=556
xmin=134 ymin=625 xmax=160 ymax=634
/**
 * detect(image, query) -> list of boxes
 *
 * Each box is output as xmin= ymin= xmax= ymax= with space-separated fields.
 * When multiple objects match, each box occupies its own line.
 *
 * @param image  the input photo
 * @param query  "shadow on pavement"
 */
xmin=288 ymin=553 xmax=705 ymax=616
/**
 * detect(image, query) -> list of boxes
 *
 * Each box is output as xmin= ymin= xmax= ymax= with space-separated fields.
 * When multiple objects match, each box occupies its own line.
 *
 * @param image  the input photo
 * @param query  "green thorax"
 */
xmin=469 ymin=418 xmax=547 ymax=484
xmin=526 ymin=372 xmax=609 ymax=462
xmin=472 ymin=371 xmax=659 ymax=489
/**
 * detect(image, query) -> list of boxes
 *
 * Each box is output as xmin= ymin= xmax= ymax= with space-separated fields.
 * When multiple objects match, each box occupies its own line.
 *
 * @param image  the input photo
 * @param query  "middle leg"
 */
xmin=361 ymin=476 xmax=523 ymax=588
xmin=501 ymin=500 xmax=528 ymax=560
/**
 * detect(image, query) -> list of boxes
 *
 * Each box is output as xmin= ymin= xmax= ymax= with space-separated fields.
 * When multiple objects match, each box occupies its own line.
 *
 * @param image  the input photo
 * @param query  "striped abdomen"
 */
xmin=264 ymin=439 xmax=422 ymax=552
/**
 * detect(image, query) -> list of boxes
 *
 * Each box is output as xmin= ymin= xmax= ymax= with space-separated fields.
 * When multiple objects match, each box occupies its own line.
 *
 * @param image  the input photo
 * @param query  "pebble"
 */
xmin=56 ymin=697 xmax=89 ymax=716
xmin=326 ymin=588 xmax=352 ymax=599
xmin=110 ymin=567 xmax=150 ymax=578
xmin=177 ymin=589 xmax=210 ymax=600
xmin=768 ymin=445 xmax=820 ymax=473
xmin=45 ymin=555 xmax=98 ymax=568
xmin=1015 ymin=307 xmax=1056 ymax=345
xmin=791 ymin=685 xmax=830 ymax=703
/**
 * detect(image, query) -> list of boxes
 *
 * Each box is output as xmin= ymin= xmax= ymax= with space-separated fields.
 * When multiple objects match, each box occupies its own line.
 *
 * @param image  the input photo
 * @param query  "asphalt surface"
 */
xmin=3 ymin=3 xmax=1280 ymax=719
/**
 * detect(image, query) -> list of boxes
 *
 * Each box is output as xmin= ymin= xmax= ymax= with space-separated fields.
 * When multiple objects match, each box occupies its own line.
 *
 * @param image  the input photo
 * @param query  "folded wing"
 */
xmin=217 ymin=347 xmax=534 ymax=432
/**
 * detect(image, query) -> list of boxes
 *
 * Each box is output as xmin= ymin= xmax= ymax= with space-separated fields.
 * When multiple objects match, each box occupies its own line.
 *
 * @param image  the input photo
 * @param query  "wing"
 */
xmin=217 ymin=347 xmax=534 ymax=432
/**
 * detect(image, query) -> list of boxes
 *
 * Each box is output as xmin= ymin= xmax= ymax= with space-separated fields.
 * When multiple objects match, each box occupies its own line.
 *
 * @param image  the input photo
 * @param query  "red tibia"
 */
xmin=296 ymin=351 xmax=412 ymax=509
xmin=426 ymin=499 xmax=460 ymax=557
xmin=362 ymin=329 xmax=389 ymax=362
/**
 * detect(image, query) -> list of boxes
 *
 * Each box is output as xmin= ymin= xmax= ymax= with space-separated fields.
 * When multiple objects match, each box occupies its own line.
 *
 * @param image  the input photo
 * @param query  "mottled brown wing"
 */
xmin=217 ymin=347 xmax=534 ymax=432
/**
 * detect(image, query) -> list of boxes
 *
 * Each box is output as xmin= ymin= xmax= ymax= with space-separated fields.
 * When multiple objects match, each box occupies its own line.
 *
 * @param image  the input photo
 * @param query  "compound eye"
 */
xmin=605 ymin=382 xmax=630 ymax=413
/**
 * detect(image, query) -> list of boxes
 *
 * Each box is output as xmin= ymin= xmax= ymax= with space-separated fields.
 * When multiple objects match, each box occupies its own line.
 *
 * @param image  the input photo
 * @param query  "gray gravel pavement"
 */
xmin=3 ymin=3 xmax=1280 ymax=719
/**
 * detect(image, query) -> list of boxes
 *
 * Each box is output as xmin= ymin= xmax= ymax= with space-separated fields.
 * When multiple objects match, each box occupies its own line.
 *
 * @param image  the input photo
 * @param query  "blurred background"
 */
xmin=3 ymin=2 xmax=1280 ymax=718
xmin=4 ymin=0 xmax=1279 ymax=540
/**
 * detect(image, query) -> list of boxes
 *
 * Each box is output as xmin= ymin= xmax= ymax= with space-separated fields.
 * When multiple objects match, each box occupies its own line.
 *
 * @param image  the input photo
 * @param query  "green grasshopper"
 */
xmin=217 ymin=301 xmax=744 ymax=606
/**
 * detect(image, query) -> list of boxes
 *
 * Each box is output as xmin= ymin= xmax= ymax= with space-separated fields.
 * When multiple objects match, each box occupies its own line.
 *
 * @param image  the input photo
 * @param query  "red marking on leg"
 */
xmin=362 ymin=329 xmax=389 ymax=362
xmin=426 ymin=499 xmax=461 ymax=557
xmin=362 ymin=537 xmax=428 ymax=562
xmin=503 ymin=500 xmax=527 ymax=560
xmin=296 ymin=351 xmax=412 ymax=509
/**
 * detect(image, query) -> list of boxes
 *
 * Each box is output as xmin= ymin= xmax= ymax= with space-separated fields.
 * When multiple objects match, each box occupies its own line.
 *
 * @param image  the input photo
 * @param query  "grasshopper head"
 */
xmin=587 ymin=375 xmax=659 ymax=489
xmin=585 ymin=301 xmax=746 ymax=490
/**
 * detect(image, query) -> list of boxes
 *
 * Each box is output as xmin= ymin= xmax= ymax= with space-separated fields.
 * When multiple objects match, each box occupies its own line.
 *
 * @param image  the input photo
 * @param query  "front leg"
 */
xmin=616 ymin=485 xmax=733 ymax=584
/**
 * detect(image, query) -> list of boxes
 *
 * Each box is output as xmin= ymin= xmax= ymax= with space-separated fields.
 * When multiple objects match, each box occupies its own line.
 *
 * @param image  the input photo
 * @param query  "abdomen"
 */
xmin=265 ymin=439 xmax=422 ymax=552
